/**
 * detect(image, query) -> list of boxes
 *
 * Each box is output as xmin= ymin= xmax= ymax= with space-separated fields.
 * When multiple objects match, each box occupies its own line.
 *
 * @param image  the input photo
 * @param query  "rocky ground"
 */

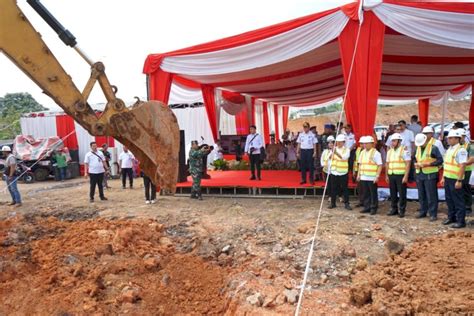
xmin=0 ymin=178 xmax=472 ymax=315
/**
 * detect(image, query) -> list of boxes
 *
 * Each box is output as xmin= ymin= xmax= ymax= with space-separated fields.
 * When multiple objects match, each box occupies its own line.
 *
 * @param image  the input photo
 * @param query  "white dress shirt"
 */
xmin=84 ymin=150 xmax=106 ymax=174
xmin=119 ymin=151 xmax=135 ymax=168
xmin=385 ymin=129 xmax=415 ymax=152
xmin=245 ymin=133 xmax=264 ymax=155
xmin=297 ymin=131 xmax=318 ymax=149
xmin=344 ymin=132 xmax=356 ymax=149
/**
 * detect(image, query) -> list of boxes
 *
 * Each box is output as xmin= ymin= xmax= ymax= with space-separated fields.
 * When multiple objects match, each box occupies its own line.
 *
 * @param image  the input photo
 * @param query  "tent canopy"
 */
xmin=144 ymin=0 xmax=474 ymax=141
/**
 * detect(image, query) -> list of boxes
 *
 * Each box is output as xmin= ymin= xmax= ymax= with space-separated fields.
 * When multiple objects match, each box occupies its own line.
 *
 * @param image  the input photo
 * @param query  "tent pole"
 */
xmin=439 ymin=92 xmax=448 ymax=140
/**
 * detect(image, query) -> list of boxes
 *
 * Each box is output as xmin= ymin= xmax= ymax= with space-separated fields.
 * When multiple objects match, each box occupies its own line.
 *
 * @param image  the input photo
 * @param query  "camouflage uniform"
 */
xmin=189 ymin=148 xmax=206 ymax=198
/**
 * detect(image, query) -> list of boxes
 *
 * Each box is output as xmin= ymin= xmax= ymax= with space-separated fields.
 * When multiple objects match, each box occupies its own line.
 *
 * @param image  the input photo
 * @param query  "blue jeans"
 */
xmin=6 ymin=176 xmax=22 ymax=204
xmin=416 ymin=176 xmax=438 ymax=217
xmin=444 ymin=178 xmax=466 ymax=225
xmin=58 ymin=167 xmax=67 ymax=181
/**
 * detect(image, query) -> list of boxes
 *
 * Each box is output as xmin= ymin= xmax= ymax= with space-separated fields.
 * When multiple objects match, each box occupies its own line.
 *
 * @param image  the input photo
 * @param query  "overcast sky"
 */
xmin=1 ymin=0 xmax=352 ymax=110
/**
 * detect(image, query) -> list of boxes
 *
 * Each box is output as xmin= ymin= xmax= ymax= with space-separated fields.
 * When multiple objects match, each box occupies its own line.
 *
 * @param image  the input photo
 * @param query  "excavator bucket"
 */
xmin=109 ymin=101 xmax=180 ymax=193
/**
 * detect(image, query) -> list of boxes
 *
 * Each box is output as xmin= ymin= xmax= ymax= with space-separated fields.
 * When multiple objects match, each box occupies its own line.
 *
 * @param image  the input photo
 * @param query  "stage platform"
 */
xmin=175 ymin=170 xmax=420 ymax=198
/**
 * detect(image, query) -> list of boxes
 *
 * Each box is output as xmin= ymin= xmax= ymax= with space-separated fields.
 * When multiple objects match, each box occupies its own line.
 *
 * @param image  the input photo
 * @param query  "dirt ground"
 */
xmin=0 ymin=178 xmax=473 ymax=315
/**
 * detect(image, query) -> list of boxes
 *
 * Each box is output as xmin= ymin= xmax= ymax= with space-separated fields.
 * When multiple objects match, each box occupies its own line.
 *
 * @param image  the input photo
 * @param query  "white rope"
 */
xmin=294 ymin=21 xmax=363 ymax=316
xmin=1 ymin=130 xmax=76 ymax=193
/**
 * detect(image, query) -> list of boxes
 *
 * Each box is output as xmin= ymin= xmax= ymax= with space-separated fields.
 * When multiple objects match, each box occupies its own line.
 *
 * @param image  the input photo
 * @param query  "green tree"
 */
xmin=0 ymin=92 xmax=48 ymax=139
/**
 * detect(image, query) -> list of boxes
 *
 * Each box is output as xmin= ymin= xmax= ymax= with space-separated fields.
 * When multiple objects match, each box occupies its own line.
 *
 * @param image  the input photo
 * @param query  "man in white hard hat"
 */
xmin=422 ymin=126 xmax=446 ymax=156
xmin=357 ymin=136 xmax=383 ymax=215
xmin=2 ymin=145 xmax=22 ymax=207
xmin=440 ymin=129 xmax=468 ymax=228
xmin=321 ymin=135 xmax=335 ymax=200
xmin=458 ymin=129 xmax=473 ymax=216
xmin=385 ymin=133 xmax=411 ymax=217
xmin=414 ymin=133 xmax=443 ymax=221
xmin=327 ymin=134 xmax=352 ymax=210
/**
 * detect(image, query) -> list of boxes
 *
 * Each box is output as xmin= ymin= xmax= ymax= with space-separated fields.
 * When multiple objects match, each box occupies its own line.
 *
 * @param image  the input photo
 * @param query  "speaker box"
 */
xmin=177 ymin=130 xmax=187 ymax=183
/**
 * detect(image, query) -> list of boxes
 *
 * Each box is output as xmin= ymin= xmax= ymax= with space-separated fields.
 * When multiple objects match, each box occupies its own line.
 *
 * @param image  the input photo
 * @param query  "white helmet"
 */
xmin=458 ymin=129 xmax=466 ymax=136
xmin=415 ymin=133 xmax=427 ymax=146
xmin=336 ymin=134 xmax=346 ymax=142
xmin=391 ymin=133 xmax=403 ymax=141
xmin=447 ymin=129 xmax=462 ymax=138
xmin=365 ymin=136 xmax=375 ymax=143
xmin=359 ymin=136 xmax=367 ymax=143
xmin=422 ymin=126 xmax=434 ymax=134
xmin=1 ymin=145 xmax=11 ymax=152
xmin=327 ymin=135 xmax=335 ymax=142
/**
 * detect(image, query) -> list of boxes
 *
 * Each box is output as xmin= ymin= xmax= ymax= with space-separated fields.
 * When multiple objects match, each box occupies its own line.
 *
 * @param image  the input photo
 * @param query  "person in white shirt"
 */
xmin=407 ymin=115 xmax=422 ymax=135
xmin=84 ymin=141 xmax=108 ymax=202
xmin=328 ymin=134 xmax=352 ymax=210
xmin=385 ymin=121 xmax=415 ymax=153
xmin=213 ymin=141 xmax=224 ymax=161
xmin=245 ymin=125 xmax=264 ymax=180
xmin=297 ymin=122 xmax=318 ymax=184
xmin=343 ymin=124 xmax=357 ymax=174
xmin=357 ymin=136 xmax=383 ymax=215
xmin=119 ymin=146 xmax=135 ymax=189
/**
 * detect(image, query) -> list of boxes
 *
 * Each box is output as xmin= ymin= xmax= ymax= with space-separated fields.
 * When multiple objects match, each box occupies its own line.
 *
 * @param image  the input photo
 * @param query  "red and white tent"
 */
xmin=143 ymin=0 xmax=474 ymax=142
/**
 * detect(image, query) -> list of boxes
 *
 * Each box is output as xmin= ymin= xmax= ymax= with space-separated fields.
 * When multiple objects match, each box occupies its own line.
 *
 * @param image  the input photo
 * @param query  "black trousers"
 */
xmin=348 ymin=149 xmax=356 ymax=173
xmin=445 ymin=178 xmax=466 ymax=225
xmin=89 ymin=172 xmax=105 ymax=200
xmin=416 ymin=176 xmax=438 ymax=217
xmin=388 ymin=175 xmax=407 ymax=213
xmin=361 ymin=180 xmax=378 ymax=212
xmin=121 ymin=168 xmax=133 ymax=187
xmin=143 ymin=175 xmax=156 ymax=200
xmin=300 ymin=149 xmax=314 ymax=182
xmin=250 ymin=154 xmax=261 ymax=178
xmin=330 ymin=174 xmax=349 ymax=205
xmin=463 ymin=171 xmax=472 ymax=212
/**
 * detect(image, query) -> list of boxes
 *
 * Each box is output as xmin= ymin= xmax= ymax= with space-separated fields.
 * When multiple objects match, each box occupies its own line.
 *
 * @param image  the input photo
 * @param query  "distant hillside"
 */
xmin=288 ymin=99 xmax=471 ymax=133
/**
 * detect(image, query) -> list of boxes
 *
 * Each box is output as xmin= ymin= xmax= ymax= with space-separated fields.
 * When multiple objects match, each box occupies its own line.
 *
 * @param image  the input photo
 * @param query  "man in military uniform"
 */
xmin=414 ymin=133 xmax=443 ymax=221
xmin=441 ymin=129 xmax=468 ymax=228
xmin=189 ymin=141 xmax=210 ymax=200
xmin=385 ymin=133 xmax=411 ymax=217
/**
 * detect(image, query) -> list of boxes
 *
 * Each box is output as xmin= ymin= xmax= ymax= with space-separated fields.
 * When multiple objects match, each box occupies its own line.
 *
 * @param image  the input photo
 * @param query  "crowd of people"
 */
xmin=242 ymin=117 xmax=472 ymax=229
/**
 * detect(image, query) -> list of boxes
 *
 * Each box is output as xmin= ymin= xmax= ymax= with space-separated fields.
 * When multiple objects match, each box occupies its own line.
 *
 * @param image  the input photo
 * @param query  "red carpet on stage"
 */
xmin=176 ymin=170 xmax=422 ymax=189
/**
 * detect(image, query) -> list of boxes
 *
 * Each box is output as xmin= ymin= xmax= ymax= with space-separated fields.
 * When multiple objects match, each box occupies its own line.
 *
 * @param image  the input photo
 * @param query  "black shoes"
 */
xmin=249 ymin=176 xmax=256 ymax=180
xmin=345 ymin=204 xmax=352 ymax=211
xmin=360 ymin=209 xmax=370 ymax=214
xmin=100 ymin=197 xmax=108 ymax=201
xmin=328 ymin=204 xmax=336 ymax=209
xmin=442 ymin=219 xmax=455 ymax=225
xmin=89 ymin=199 xmax=94 ymax=203
xmin=370 ymin=209 xmax=377 ymax=215
xmin=387 ymin=209 xmax=398 ymax=216
xmin=398 ymin=212 xmax=405 ymax=218
xmin=451 ymin=223 xmax=466 ymax=229
xmin=429 ymin=216 xmax=437 ymax=222
xmin=300 ymin=181 xmax=307 ymax=185
xmin=415 ymin=213 xmax=427 ymax=219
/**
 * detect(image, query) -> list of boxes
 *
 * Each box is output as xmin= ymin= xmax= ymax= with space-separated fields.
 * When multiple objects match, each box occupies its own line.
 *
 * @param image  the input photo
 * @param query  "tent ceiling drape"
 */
xmin=144 ymin=0 xmax=474 ymax=141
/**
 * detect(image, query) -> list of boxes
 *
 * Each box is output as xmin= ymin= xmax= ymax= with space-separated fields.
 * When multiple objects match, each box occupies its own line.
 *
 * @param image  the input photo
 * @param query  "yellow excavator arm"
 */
xmin=0 ymin=0 xmax=180 ymax=192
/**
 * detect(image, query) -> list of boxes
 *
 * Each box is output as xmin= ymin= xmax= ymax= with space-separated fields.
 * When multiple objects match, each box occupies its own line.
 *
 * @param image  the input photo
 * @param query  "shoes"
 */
xmin=328 ymin=204 xmax=336 ymax=209
xmin=151 ymin=200 xmax=156 ymax=204
xmin=398 ymin=212 xmax=405 ymax=218
xmin=300 ymin=181 xmax=307 ymax=185
xmin=451 ymin=223 xmax=466 ymax=229
xmin=355 ymin=203 xmax=363 ymax=208
xmin=249 ymin=176 xmax=256 ymax=180
xmin=345 ymin=204 xmax=352 ymax=211
xmin=429 ymin=216 xmax=438 ymax=222
xmin=129 ymin=186 xmax=133 ymax=189
xmin=190 ymin=192 xmax=197 ymax=199
xmin=370 ymin=209 xmax=377 ymax=215
xmin=100 ymin=197 xmax=108 ymax=201
xmin=415 ymin=213 xmax=427 ymax=219
xmin=14 ymin=203 xmax=22 ymax=207
xmin=122 ymin=186 xmax=126 ymax=189
xmin=387 ymin=209 xmax=398 ymax=216
xmin=89 ymin=199 xmax=94 ymax=203
xmin=360 ymin=209 xmax=370 ymax=214
xmin=257 ymin=177 xmax=262 ymax=181
xmin=7 ymin=202 xmax=16 ymax=206
xmin=146 ymin=200 xmax=151 ymax=204
xmin=442 ymin=219 xmax=456 ymax=225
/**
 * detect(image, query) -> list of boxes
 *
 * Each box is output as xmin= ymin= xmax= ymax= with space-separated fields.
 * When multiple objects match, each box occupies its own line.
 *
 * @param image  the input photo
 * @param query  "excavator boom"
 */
xmin=0 ymin=0 xmax=179 ymax=192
